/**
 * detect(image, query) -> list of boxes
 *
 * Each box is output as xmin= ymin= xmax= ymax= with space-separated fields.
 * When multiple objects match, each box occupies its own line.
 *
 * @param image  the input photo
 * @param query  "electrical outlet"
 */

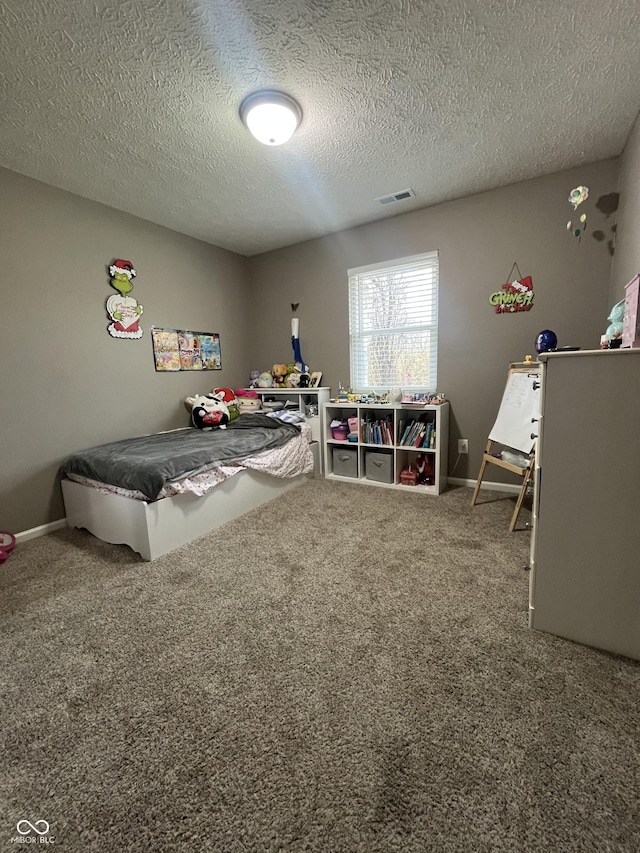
xmin=458 ymin=439 xmax=469 ymax=454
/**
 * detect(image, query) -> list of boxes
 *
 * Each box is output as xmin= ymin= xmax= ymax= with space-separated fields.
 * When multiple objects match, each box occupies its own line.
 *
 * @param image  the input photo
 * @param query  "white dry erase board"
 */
xmin=488 ymin=368 xmax=541 ymax=454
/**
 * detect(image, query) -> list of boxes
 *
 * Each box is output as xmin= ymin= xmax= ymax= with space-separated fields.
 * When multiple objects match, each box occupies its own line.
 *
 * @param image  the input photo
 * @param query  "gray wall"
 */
xmin=0 ymin=168 xmax=251 ymax=533
xmin=1 ymin=154 xmax=627 ymax=536
xmin=610 ymin=110 xmax=640 ymax=304
xmin=247 ymin=159 xmax=618 ymax=483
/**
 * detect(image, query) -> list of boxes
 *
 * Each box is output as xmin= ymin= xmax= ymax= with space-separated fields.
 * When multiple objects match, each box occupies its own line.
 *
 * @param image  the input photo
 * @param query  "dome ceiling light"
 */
xmin=239 ymin=90 xmax=302 ymax=146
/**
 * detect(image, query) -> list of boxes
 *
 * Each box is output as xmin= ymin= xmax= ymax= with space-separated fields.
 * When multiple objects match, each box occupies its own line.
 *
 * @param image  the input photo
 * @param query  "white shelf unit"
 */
xmin=322 ymin=402 xmax=449 ymax=495
xmin=244 ymin=387 xmax=330 ymax=444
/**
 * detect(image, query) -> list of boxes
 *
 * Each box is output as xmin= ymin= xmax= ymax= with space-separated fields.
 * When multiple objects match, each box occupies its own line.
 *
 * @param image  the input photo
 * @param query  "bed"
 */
xmin=60 ymin=412 xmax=318 ymax=561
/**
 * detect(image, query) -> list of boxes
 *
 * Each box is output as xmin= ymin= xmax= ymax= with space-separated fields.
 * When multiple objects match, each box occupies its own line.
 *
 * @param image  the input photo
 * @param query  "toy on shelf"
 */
xmin=272 ymin=363 xmax=288 ymax=386
xmin=414 ymin=454 xmax=434 ymax=485
xmin=601 ymin=298 xmax=625 ymax=348
xmin=400 ymin=466 xmax=418 ymax=486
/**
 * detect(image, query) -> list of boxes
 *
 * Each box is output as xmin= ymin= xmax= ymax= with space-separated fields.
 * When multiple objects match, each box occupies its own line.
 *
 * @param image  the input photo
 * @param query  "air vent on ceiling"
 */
xmin=375 ymin=188 xmax=416 ymax=206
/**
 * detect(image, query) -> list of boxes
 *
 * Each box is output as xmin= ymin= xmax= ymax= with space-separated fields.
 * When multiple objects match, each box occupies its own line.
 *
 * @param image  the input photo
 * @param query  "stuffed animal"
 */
xmin=235 ymin=388 xmax=262 ymax=414
xmin=272 ymin=363 xmax=288 ymax=386
xmin=189 ymin=393 xmax=230 ymax=430
xmin=213 ymin=387 xmax=239 ymax=421
xmin=212 ymin=387 xmax=235 ymax=405
xmin=257 ymin=371 xmax=274 ymax=388
xmin=285 ymin=369 xmax=301 ymax=388
xmin=184 ymin=388 xmax=238 ymax=422
xmin=237 ymin=396 xmax=262 ymax=414
xmin=414 ymin=454 xmax=434 ymax=485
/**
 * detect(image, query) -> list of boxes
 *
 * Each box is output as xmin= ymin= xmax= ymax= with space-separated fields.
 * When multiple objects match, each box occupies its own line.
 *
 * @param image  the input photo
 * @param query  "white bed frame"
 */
xmin=62 ymin=443 xmax=319 ymax=561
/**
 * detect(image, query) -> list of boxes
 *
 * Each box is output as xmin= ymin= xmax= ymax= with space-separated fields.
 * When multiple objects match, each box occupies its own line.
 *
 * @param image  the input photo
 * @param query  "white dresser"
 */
xmin=528 ymin=349 xmax=640 ymax=660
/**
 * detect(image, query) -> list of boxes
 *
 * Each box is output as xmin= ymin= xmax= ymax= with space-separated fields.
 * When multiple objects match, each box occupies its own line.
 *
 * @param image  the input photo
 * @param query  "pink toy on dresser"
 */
xmin=622 ymin=274 xmax=640 ymax=348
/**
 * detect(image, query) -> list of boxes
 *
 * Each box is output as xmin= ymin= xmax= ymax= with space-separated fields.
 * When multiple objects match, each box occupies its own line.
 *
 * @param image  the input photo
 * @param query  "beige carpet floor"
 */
xmin=1 ymin=480 xmax=638 ymax=852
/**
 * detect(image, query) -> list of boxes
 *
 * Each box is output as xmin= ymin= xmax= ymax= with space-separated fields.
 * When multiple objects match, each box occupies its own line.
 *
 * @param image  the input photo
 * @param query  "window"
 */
xmin=348 ymin=251 xmax=439 ymax=391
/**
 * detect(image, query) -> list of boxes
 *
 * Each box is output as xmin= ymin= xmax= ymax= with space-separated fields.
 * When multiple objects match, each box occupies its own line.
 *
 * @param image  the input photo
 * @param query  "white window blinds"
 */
xmin=348 ymin=251 xmax=439 ymax=391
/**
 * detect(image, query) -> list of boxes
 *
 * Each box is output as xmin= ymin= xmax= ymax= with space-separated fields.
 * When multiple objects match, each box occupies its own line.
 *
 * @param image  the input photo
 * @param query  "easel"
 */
xmin=471 ymin=361 xmax=539 ymax=531
xmin=471 ymin=442 xmax=535 ymax=531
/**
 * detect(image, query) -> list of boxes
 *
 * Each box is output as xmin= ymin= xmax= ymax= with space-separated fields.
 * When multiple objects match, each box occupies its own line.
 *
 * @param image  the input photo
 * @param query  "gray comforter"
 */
xmin=60 ymin=414 xmax=301 ymax=501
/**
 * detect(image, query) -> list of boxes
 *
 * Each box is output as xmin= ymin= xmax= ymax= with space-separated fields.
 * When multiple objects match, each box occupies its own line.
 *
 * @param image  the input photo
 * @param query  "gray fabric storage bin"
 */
xmin=365 ymin=450 xmax=393 ymax=483
xmin=332 ymin=446 xmax=358 ymax=478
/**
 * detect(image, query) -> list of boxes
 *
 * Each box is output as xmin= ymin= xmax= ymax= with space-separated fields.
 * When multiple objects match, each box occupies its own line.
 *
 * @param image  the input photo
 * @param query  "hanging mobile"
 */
xmin=567 ymin=185 xmax=589 ymax=241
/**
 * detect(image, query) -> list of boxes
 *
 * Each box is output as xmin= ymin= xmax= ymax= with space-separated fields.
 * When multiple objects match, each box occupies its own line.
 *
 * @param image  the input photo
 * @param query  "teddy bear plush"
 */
xmin=271 ymin=363 xmax=288 ymax=386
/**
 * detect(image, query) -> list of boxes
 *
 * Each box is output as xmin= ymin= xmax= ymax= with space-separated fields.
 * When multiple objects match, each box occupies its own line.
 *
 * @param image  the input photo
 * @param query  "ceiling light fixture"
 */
xmin=239 ymin=90 xmax=302 ymax=146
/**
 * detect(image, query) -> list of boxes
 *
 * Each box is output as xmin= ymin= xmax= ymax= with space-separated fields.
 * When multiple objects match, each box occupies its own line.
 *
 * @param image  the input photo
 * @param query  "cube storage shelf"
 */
xmin=322 ymin=402 xmax=449 ymax=495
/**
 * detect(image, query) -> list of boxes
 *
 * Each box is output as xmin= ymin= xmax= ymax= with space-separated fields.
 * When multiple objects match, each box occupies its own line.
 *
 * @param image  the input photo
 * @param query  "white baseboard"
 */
xmin=447 ymin=477 xmax=523 ymax=494
xmin=14 ymin=475 xmax=518 ymax=543
xmin=15 ymin=519 xmax=67 ymax=543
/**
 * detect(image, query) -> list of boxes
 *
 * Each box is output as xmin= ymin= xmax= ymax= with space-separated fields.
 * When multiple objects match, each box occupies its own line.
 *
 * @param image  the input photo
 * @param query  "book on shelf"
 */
xmin=400 ymin=417 xmax=435 ymax=448
xmin=363 ymin=415 xmax=393 ymax=445
xmin=400 ymin=422 xmax=412 ymax=444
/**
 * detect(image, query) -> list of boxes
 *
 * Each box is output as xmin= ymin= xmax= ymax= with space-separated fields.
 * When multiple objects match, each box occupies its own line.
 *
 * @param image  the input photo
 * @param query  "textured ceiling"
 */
xmin=1 ymin=0 xmax=639 ymax=256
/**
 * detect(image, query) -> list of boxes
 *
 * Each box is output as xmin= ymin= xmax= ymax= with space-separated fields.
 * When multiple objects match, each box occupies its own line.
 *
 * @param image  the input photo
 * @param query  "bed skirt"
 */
xmin=62 ymin=442 xmax=319 ymax=561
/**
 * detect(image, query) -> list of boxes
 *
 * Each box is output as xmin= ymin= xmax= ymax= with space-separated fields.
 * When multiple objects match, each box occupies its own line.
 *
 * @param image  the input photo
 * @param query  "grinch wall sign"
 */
xmin=489 ymin=263 xmax=534 ymax=314
xmin=106 ymin=258 xmax=144 ymax=338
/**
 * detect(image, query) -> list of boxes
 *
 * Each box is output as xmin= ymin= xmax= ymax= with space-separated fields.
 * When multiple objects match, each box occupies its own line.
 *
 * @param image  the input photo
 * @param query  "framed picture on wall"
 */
xmin=198 ymin=333 xmax=222 ymax=370
xmin=310 ymin=371 xmax=323 ymax=388
xmin=178 ymin=331 xmax=203 ymax=371
xmin=151 ymin=328 xmax=181 ymax=371
xmin=151 ymin=328 xmax=221 ymax=371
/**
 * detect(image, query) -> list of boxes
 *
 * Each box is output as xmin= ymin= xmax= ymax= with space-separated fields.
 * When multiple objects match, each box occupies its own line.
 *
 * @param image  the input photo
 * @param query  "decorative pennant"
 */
xmin=489 ymin=263 xmax=535 ymax=314
xmin=291 ymin=302 xmax=308 ymax=372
